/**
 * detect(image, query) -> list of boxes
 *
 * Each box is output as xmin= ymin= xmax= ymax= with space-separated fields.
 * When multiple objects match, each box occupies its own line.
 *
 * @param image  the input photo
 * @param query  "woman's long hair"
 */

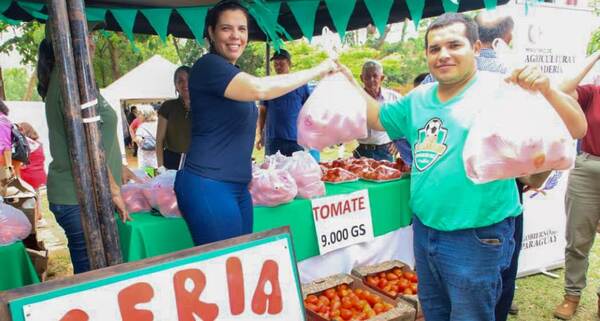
xmin=36 ymin=38 xmax=55 ymax=100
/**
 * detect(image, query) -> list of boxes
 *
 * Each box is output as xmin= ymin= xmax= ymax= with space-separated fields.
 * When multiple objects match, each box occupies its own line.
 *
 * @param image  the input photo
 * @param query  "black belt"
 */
xmin=358 ymin=143 xmax=391 ymax=151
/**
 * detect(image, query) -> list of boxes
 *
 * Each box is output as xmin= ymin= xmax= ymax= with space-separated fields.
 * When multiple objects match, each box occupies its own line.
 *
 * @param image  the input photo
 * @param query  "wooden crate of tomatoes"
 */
xmin=302 ymin=274 xmax=416 ymax=321
xmin=351 ymin=261 xmax=421 ymax=319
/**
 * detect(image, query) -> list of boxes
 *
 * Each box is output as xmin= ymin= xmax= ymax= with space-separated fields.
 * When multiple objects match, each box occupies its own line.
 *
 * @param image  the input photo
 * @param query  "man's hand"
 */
xmin=336 ymin=61 xmax=359 ymax=87
xmin=388 ymin=143 xmax=398 ymax=157
xmin=506 ymin=65 xmax=551 ymax=95
xmin=113 ymin=193 xmax=132 ymax=223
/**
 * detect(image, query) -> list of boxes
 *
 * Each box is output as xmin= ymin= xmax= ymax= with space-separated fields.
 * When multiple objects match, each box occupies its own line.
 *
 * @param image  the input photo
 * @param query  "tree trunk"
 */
xmin=23 ymin=72 xmax=36 ymax=100
xmin=107 ymin=37 xmax=120 ymax=80
xmin=172 ymin=37 xmax=183 ymax=64
xmin=373 ymin=25 xmax=392 ymax=50
xmin=0 ymin=67 xmax=5 ymax=100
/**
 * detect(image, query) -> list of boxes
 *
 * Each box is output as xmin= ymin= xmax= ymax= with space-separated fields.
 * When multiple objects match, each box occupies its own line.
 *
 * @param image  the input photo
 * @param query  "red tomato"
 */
xmin=403 ymin=288 xmax=414 ymax=295
xmin=306 ymin=294 xmax=318 ymax=304
xmin=340 ymin=308 xmax=353 ymax=320
xmin=386 ymin=272 xmax=398 ymax=280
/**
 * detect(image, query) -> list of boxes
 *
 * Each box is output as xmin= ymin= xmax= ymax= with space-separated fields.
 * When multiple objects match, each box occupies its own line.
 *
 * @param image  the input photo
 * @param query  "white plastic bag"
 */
xmin=285 ymin=151 xmax=325 ymax=199
xmin=142 ymin=170 xmax=181 ymax=217
xmin=463 ymin=76 xmax=575 ymax=184
xmin=297 ymin=72 xmax=367 ymax=150
xmin=121 ymin=183 xmax=152 ymax=213
xmin=249 ymin=168 xmax=297 ymax=207
xmin=0 ymin=201 xmax=31 ymax=246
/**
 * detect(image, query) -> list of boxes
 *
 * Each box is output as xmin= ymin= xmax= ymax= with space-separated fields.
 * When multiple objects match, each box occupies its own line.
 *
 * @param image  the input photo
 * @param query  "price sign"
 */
xmin=311 ymin=189 xmax=374 ymax=255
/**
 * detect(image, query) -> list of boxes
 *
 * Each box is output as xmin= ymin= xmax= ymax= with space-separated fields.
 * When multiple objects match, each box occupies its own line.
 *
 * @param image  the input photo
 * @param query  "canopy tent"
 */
xmin=1 ymin=0 xmax=510 ymax=46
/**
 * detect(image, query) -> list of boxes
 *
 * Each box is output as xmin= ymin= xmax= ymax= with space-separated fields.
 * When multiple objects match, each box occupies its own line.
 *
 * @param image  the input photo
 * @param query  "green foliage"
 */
xmin=237 ymin=42 xmax=267 ymax=76
xmin=2 ymin=67 xmax=41 ymax=101
xmin=0 ymin=21 xmax=45 ymax=66
xmin=589 ymin=27 xmax=600 ymax=55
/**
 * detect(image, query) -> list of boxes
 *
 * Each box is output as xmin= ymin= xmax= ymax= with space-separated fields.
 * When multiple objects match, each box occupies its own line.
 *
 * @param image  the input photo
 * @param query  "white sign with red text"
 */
xmin=13 ymin=236 xmax=304 ymax=321
xmin=311 ymin=190 xmax=374 ymax=255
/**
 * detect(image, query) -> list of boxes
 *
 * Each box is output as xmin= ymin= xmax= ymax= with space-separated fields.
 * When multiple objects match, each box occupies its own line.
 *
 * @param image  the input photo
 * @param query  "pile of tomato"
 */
xmin=321 ymin=167 xmax=359 ymax=183
xmin=365 ymin=268 xmax=418 ymax=298
xmin=304 ymin=284 xmax=395 ymax=320
xmin=320 ymin=158 xmax=410 ymax=183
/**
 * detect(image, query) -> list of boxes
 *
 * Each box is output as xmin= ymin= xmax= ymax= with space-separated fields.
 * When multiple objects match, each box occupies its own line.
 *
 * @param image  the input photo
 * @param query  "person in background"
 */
xmin=18 ymin=122 xmax=47 ymax=223
xmin=134 ymin=106 xmax=158 ymax=170
xmin=126 ymin=106 xmax=138 ymax=125
xmin=338 ymin=12 xmax=585 ymax=320
xmin=156 ymin=66 xmax=191 ymax=171
xmin=0 ymin=100 xmax=16 ymax=179
xmin=129 ymin=111 xmax=143 ymax=158
xmin=37 ymin=23 xmax=135 ymax=274
xmin=413 ymin=73 xmax=429 ymax=88
xmin=554 ymin=49 xmax=600 ymax=320
xmin=176 ymin=0 xmax=336 ymax=247
xmin=352 ymin=60 xmax=404 ymax=162
xmin=256 ymin=49 xmax=310 ymax=156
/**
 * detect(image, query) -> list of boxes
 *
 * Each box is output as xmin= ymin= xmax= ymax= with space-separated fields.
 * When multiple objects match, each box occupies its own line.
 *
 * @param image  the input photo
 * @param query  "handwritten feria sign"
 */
xmin=311 ymin=189 xmax=375 ymax=255
xmin=3 ymin=228 xmax=305 ymax=321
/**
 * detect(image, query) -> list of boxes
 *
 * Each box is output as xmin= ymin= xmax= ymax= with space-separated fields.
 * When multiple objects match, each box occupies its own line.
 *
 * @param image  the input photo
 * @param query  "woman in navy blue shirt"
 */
xmin=175 ymin=0 xmax=336 ymax=246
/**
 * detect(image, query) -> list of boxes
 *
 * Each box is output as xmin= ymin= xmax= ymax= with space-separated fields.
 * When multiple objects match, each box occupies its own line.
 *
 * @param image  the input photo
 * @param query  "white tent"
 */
xmin=100 ymin=55 xmax=179 ymax=161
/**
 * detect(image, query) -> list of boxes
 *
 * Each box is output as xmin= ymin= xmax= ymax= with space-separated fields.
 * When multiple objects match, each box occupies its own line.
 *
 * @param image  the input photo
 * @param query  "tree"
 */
xmin=2 ymin=67 xmax=41 ymax=101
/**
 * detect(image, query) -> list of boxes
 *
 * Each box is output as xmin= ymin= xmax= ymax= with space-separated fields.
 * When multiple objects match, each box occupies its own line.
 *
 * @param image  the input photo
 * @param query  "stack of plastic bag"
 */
xmin=142 ymin=170 xmax=182 ymax=217
xmin=260 ymin=151 xmax=290 ymax=170
xmin=121 ymin=183 xmax=152 ymax=213
xmin=463 ymin=73 xmax=575 ymax=184
xmin=284 ymin=151 xmax=325 ymax=198
xmin=0 ymin=200 xmax=32 ymax=246
xmin=297 ymin=72 xmax=367 ymax=150
xmin=249 ymin=166 xmax=298 ymax=207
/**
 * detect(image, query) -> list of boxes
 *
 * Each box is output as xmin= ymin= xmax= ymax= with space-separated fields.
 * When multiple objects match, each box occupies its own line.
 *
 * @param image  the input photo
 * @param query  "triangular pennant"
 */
xmin=405 ymin=0 xmax=425 ymax=29
xmin=364 ymin=0 xmax=393 ymax=37
xmin=483 ymin=0 xmax=497 ymax=11
xmin=176 ymin=7 xmax=207 ymax=45
xmin=441 ymin=0 xmax=460 ymax=13
xmin=324 ymin=0 xmax=356 ymax=42
xmin=85 ymin=8 xmax=107 ymax=23
xmin=18 ymin=1 xmax=47 ymax=20
xmin=110 ymin=9 xmax=138 ymax=50
xmin=287 ymin=0 xmax=320 ymax=42
xmin=0 ymin=14 xmax=20 ymax=25
xmin=0 ymin=0 xmax=18 ymax=24
xmin=244 ymin=0 xmax=289 ymax=51
xmin=0 ymin=0 xmax=11 ymax=14
xmin=141 ymin=8 xmax=172 ymax=43
xmin=263 ymin=1 xmax=280 ymax=27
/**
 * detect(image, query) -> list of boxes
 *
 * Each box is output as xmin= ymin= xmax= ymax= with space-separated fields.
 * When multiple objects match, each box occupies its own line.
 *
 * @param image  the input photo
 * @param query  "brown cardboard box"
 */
xmin=301 ymin=274 xmax=416 ymax=321
xmin=351 ymin=261 xmax=421 ymax=319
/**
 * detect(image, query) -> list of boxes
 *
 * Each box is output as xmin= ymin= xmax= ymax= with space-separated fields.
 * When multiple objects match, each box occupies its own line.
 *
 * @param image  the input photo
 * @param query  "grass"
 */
xmin=38 ymin=145 xmax=600 ymax=320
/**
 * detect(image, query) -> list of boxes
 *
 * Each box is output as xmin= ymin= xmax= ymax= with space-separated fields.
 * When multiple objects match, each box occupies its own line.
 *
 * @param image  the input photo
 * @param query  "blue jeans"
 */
xmin=353 ymin=144 xmax=393 ymax=161
xmin=49 ymin=203 xmax=90 ymax=274
xmin=265 ymin=138 xmax=303 ymax=157
xmin=413 ymin=216 xmax=515 ymax=321
xmin=174 ymin=169 xmax=253 ymax=246
xmin=495 ymin=213 xmax=523 ymax=321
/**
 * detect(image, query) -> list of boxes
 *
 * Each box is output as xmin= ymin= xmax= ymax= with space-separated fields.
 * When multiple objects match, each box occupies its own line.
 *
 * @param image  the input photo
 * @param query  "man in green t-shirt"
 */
xmin=338 ymin=13 xmax=586 ymax=320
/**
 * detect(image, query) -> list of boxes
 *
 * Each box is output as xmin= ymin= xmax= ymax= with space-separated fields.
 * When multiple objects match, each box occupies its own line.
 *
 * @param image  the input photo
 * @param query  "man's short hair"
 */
xmin=475 ymin=14 xmax=514 ymax=44
xmin=424 ymin=13 xmax=479 ymax=50
xmin=362 ymin=60 xmax=384 ymax=74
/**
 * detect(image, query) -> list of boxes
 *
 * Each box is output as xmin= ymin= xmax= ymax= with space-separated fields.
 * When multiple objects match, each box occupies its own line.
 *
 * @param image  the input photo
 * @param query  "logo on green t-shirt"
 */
xmin=414 ymin=118 xmax=448 ymax=171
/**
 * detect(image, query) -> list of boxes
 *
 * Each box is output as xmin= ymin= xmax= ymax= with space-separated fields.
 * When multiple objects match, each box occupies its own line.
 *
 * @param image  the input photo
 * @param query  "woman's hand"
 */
xmin=112 ymin=192 xmax=132 ymax=223
xmin=336 ymin=61 xmax=360 ymax=87
xmin=122 ymin=165 xmax=147 ymax=184
xmin=316 ymin=59 xmax=339 ymax=78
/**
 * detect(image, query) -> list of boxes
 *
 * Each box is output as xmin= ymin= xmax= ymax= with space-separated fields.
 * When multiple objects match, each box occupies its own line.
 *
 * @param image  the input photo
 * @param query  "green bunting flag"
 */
xmin=324 ymin=0 xmax=356 ymax=42
xmin=405 ymin=0 xmax=424 ymax=29
xmin=364 ymin=0 xmax=393 ymax=37
xmin=17 ymin=1 xmax=46 ymax=20
xmin=441 ymin=0 xmax=460 ymax=13
xmin=110 ymin=9 xmax=138 ymax=50
xmin=244 ymin=0 xmax=290 ymax=51
xmin=0 ymin=0 xmax=19 ymax=25
xmin=85 ymin=8 xmax=106 ymax=23
xmin=176 ymin=7 xmax=207 ymax=45
xmin=287 ymin=0 xmax=320 ymax=42
xmin=141 ymin=8 xmax=172 ymax=43
xmin=483 ymin=0 xmax=497 ymax=11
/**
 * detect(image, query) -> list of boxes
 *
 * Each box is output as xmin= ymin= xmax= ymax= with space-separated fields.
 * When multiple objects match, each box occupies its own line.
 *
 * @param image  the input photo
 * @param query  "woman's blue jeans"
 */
xmin=49 ymin=203 xmax=90 ymax=274
xmin=174 ymin=169 xmax=253 ymax=246
xmin=413 ymin=216 xmax=515 ymax=321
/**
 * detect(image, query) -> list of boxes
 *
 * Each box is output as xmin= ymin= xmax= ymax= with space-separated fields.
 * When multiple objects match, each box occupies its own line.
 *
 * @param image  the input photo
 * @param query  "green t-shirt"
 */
xmin=380 ymin=72 xmax=521 ymax=231
xmin=157 ymin=98 xmax=191 ymax=153
xmin=45 ymin=69 xmax=122 ymax=205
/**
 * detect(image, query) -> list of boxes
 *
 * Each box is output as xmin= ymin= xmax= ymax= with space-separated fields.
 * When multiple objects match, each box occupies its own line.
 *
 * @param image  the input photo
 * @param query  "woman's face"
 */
xmin=208 ymin=9 xmax=248 ymax=64
xmin=175 ymin=71 xmax=190 ymax=101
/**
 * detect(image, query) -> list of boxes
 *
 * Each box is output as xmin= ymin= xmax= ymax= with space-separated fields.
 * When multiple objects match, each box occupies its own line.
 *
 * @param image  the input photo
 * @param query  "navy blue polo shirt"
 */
xmin=186 ymin=53 xmax=258 ymax=183
xmin=263 ymin=84 xmax=310 ymax=141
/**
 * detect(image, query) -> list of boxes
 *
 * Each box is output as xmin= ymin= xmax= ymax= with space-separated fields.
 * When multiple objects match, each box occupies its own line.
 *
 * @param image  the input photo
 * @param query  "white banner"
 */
xmin=518 ymin=170 xmax=569 ymax=277
xmin=311 ymin=189 xmax=375 ymax=255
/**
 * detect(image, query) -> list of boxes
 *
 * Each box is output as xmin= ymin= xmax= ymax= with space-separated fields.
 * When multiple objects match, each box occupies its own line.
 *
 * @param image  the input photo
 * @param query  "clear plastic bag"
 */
xmin=249 ymin=168 xmax=298 ymax=207
xmin=142 ymin=170 xmax=181 ymax=217
xmin=285 ymin=151 xmax=325 ymax=199
xmin=121 ymin=183 xmax=152 ymax=213
xmin=0 ymin=201 xmax=32 ymax=246
xmin=297 ymin=72 xmax=367 ymax=150
xmin=463 ymin=74 xmax=575 ymax=184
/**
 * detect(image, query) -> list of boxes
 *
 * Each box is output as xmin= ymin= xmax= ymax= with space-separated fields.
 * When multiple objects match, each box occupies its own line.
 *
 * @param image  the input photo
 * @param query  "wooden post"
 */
xmin=265 ymin=42 xmax=271 ymax=76
xmin=66 ymin=0 xmax=123 ymax=266
xmin=0 ymin=66 xmax=5 ymax=100
xmin=47 ymin=0 xmax=107 ymax=269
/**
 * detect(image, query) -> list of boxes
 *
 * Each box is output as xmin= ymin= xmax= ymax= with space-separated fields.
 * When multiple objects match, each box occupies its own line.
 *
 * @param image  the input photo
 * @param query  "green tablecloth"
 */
xmin=0 ymin=241 xmax=40 ymax=291
xmin=117 ymin=178 xmax=411 ymax=262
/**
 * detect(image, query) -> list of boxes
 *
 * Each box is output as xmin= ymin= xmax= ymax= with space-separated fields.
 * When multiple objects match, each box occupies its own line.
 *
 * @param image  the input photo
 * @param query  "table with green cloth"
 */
xmin=117 ymin=178 xmax=411 ymax=262
xmin=0 ymin=241 xmax=40 ymax=291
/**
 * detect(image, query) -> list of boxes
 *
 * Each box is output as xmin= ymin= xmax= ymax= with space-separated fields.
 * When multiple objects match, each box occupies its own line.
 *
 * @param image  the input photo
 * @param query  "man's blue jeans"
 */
xmin=265 ymin=138 xmax=303 ymax=157
xmin=413 ymin=216 xmax=515 ymax=321
xmin=49 ymin=203 xmax=90 ymax=274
